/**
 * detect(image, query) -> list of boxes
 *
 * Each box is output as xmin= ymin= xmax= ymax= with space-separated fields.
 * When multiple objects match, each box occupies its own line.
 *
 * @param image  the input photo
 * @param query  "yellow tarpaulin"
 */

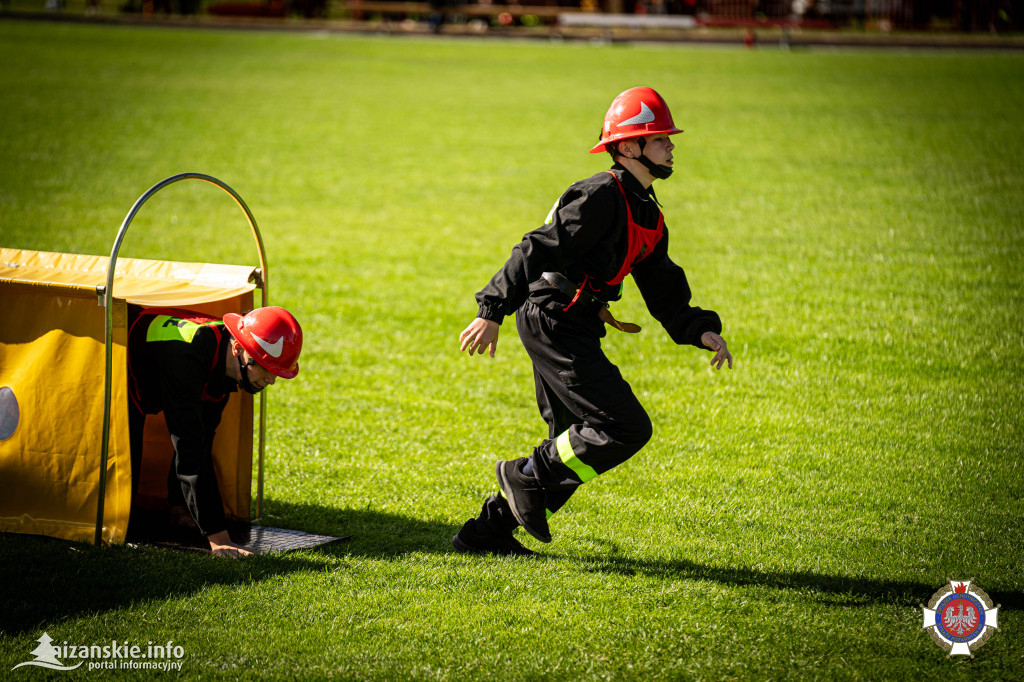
xmin=0 ymin=248 xmax=258 ymax=544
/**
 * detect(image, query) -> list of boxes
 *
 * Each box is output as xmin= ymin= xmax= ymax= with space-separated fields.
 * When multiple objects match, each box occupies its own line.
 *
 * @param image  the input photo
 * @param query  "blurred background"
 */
xmin=2 ymin=0 xmax=1021 ymax=43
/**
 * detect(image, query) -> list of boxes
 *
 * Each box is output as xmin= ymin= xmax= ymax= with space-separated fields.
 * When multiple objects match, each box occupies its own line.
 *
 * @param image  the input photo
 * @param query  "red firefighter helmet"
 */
xmin=223 ymin=306 xmax=302 ymax=379
xmin=589 ymin=86 xmax=683 ymax=154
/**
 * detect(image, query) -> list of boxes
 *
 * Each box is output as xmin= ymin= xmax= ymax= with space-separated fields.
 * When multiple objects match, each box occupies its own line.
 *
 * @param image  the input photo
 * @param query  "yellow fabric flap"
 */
xmin=0 ymin=248 xmax=257 ymax=306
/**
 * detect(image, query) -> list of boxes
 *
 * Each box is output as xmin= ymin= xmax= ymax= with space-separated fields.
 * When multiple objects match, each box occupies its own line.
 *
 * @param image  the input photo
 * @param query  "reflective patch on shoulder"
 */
xmin=544 ymin=197 xmax=560 ymax=225
xmin=146 ymin=316 xmax=202 ymax=343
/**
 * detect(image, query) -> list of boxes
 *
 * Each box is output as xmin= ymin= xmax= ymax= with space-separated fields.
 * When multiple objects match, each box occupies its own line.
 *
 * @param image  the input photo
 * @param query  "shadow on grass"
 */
xmin=260 ymin=499 xmax=1024 ymax=612
xmin=5 ymin=499 xmax=1018 ymax=636
xmin=0 ymin=530 xmax=324 ymax=636
xmin=570 ymin=552 xmax=1024 ymax=611
xmin=0 ymin=500 xmax=463 ymax=636
xmin=259 ymin=498 xmax=465 ymax=558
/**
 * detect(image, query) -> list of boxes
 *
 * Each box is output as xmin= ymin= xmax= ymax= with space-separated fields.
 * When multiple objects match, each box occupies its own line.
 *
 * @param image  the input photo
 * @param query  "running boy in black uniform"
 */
xmin=453 ymin=87 xmax=733 ymax=556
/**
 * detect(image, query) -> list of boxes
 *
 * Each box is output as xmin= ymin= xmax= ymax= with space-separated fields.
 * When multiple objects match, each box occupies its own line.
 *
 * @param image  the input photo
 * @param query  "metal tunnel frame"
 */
xmin=96 ymin=173 xmax=269 ymax=545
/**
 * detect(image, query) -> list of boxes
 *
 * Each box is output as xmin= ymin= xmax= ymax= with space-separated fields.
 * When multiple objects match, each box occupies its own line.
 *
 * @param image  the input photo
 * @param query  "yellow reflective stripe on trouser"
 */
xmin=556 ymin=430 xmax=597 ymax=483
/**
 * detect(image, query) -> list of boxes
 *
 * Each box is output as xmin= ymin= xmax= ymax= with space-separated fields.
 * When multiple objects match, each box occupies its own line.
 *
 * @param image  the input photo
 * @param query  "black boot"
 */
xmin=495 ymin=458 xmax=551 ymax=543
xmin=451 ymin=519 xmax=536 ymax=556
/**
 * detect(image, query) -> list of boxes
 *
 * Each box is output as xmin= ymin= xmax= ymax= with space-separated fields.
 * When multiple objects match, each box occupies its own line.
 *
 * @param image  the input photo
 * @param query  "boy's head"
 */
xmin=590 ymin=87 xmax=682 ymax=179
xmin=224 ymin=306 xmax=303 ymax=393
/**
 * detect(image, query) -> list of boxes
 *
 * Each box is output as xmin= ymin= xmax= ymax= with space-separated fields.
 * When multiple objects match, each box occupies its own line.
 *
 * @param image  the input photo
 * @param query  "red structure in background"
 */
xmin=125 ymin=0 xmax=1024 ymax=33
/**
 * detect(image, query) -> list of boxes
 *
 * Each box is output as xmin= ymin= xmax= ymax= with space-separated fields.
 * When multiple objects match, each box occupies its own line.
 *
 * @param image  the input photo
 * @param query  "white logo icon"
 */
xmin=617 ymin=101 xmax=655 ymax=127
xmin=251 ymin=333 xmax=283 ymax=358
xmin=12 ymin=633 xmax=82 ymax=671
xmin=12 ymin=632 xmax=186 ymax=672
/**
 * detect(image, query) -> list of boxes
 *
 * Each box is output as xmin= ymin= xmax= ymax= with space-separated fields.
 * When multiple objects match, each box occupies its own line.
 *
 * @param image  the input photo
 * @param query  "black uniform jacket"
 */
xmin=476 ymin=164 xmax=722 ymax=346
xmin=128 ymin=317 xmax=237 ymax=536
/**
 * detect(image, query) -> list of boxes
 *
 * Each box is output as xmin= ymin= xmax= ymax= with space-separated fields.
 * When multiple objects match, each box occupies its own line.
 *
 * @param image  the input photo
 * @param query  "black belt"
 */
xmin=540 ymin=272 xmax=641 ymax=334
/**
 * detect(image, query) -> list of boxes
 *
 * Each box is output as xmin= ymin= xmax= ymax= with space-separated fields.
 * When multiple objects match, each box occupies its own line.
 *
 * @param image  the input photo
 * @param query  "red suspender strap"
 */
xmin=604 ymin=171 xmax=664 ymax=286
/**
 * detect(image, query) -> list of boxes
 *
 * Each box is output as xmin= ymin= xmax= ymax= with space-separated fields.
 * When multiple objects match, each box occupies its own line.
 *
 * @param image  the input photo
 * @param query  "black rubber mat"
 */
xmin=232 ymin=524 xmax=349 ymax=554
xmin=131 ymin=512 xmax=349 ymax=555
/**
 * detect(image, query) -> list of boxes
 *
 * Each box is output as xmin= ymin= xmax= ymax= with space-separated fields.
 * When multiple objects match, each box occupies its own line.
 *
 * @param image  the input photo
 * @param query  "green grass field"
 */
xmin=1 ymin=19 xmax=1022 ymax=679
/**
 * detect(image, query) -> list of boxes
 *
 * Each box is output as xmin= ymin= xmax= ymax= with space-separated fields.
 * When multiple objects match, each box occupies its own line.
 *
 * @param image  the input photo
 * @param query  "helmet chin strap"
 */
xmin=236 ymin=353 xmax=264 ymax=395
xmin=635 ymin=137 xmax=673 ymax=180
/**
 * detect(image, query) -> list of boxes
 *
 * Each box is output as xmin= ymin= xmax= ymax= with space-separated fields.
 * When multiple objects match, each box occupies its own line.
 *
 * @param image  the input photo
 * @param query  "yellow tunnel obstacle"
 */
xmin=0 ymin=173 xmax=269 ymax=546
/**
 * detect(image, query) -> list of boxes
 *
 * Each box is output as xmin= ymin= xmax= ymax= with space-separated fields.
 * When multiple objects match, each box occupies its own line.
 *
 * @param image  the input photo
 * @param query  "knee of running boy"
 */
xmin=615 ymin=411 xmax=653 ymax=454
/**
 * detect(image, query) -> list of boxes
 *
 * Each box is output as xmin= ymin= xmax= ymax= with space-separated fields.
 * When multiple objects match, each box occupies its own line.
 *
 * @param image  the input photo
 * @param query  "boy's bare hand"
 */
xmin=207 ymin=530 xmax=253 ymax=558
xmin=460 ymin=318 xmax=500 ymax=358
xmin=701 ymin=331 xmax=733 ymax=370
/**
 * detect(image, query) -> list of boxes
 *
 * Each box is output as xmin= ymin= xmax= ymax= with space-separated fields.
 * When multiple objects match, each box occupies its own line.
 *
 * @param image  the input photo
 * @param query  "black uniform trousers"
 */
xmin=127 ymin=399 xmax=229 ymax=537
xmin=478 ymin=300 xmax=652 ymax=535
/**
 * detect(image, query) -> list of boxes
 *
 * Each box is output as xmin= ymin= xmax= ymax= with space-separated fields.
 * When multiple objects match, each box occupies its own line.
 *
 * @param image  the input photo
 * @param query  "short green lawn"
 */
xmin=0 ymin=20 xmax=1021 ymax=679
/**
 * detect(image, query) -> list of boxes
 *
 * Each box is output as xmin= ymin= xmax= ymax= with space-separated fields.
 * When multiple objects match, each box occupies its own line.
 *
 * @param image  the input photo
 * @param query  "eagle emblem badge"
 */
xmin=921 ymin=579 xmax=999 ymax=657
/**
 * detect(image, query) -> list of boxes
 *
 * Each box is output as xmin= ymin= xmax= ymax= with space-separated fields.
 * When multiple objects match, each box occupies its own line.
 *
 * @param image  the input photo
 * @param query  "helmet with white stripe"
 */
xmin=223 ymin=306 xmax=302 ymax=379
xmin=589 ymin=87 xmax=682 ymax=154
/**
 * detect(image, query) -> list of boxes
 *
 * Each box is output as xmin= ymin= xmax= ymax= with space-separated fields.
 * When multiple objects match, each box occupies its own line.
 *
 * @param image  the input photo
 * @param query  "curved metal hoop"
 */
xmin=96 ymin=173 xmax=269 ymax=545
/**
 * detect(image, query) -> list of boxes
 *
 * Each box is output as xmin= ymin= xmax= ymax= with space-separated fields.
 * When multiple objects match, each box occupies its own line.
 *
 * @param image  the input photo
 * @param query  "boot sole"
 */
xmin=495 ymin=460 xmax=552 ymax=543
xmin=451 ymin=534 xmax=475 ymax=553
xmin=451 ymin=533 xmax=537 ymax=557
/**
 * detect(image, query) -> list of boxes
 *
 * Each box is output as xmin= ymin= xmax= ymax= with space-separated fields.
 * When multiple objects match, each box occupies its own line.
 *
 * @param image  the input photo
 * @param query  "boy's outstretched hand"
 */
xmin=701 ymin=331 xmax=733 ymax=370
xmin=460 ymin=318 xmax=500 ymax=358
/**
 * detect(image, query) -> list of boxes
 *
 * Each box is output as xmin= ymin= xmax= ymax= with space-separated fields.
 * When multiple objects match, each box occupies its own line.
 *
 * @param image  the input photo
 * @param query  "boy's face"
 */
xmin=641 ymin=133 xmax=675 ymax=168
xmin=232 ymin=340 xmax=278 ymax=391
xmin=244 ymin=354 xmax=278 ymax=390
